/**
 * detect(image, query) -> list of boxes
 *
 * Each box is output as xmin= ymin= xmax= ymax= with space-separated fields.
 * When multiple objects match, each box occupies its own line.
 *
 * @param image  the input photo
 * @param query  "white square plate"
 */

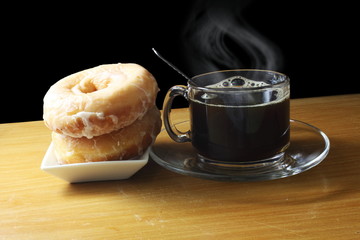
xmin=41 ymin=143 xmax=149 ymax=183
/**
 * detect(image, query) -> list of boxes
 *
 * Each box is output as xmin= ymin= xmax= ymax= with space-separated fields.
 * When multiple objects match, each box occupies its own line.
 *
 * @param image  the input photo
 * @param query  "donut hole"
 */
xmin=79 ymin=79 xmax=109 ymax=94
xmin=79 ymin=81 xmax=97 ymax=93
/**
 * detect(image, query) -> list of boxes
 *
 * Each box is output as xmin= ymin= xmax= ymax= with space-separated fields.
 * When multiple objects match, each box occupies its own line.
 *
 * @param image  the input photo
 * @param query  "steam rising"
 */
xmin=182 ymin=0 xmax=283 ymax=75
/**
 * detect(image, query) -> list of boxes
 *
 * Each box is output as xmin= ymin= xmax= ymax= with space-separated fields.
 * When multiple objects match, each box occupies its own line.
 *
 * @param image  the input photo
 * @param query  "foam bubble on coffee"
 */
xmin=200 ymin=76 xmax=286 ymax=104
xmin=205 ymin=76 xmax=270 ymax=89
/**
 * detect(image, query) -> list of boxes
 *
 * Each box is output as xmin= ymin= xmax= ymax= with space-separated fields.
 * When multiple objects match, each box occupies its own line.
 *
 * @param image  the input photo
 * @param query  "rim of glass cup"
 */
xmin=189 ymin=69 xmax=290 ymax=92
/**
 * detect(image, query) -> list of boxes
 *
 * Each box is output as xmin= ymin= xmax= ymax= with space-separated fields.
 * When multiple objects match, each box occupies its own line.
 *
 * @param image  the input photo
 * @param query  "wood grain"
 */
xmin=0 ymin=94 xmax=359 ymax=239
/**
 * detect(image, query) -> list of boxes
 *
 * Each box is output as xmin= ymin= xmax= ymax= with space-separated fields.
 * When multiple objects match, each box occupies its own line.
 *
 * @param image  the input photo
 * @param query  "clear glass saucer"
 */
xmin=150 ymin=120 xmax=330 ymax=182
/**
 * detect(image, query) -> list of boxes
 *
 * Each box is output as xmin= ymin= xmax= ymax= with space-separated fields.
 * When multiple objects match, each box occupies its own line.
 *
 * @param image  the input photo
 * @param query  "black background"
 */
xmin=2 ymin=0 xmax=358 ymax=123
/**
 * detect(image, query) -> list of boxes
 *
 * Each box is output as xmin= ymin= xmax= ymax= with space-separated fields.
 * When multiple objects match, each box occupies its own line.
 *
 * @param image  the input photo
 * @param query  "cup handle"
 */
xmin=163 ymin=85 xmax=191 ymax=143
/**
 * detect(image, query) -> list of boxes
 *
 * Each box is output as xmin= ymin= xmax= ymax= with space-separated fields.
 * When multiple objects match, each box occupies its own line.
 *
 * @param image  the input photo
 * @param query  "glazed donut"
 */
xmin=51 ymin=107 xmax=162 ymax=164
xmin=43 ymin=63 xmax=159 ymax=139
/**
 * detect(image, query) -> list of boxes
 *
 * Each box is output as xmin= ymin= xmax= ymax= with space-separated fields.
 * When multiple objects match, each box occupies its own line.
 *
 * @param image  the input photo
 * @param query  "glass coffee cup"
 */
xmin=163 ymin=69 xmax=290 ymax=168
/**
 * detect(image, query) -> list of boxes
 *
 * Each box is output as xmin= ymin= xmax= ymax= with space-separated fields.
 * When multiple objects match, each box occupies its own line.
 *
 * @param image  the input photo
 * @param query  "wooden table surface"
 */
xmin=1 ymin=94 xmax=359 ymax=239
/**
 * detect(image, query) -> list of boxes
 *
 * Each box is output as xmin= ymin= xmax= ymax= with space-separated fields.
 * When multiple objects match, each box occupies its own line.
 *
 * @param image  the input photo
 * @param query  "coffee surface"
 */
xmin=205 ymin=76 xmax=270 ymax=89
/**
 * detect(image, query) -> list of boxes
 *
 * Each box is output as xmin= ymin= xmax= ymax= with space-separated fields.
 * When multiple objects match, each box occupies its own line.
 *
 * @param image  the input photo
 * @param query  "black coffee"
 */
xmin=189 ymin=95 xmax=290 ymax=162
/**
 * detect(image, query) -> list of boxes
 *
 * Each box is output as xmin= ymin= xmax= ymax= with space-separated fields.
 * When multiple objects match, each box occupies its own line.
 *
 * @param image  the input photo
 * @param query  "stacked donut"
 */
xmin=43 ymin=63 xmax=161 ymax=164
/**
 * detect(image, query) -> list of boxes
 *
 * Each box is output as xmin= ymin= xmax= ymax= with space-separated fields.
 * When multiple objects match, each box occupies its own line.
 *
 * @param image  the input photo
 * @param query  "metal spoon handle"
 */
xmin=152 ymin=48 xmax=190 ymax=81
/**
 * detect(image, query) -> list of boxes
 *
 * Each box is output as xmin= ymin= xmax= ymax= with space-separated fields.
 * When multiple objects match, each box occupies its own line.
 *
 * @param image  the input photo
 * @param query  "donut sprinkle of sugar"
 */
xmin=70 ymin=111 xmax=119 ymax=139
